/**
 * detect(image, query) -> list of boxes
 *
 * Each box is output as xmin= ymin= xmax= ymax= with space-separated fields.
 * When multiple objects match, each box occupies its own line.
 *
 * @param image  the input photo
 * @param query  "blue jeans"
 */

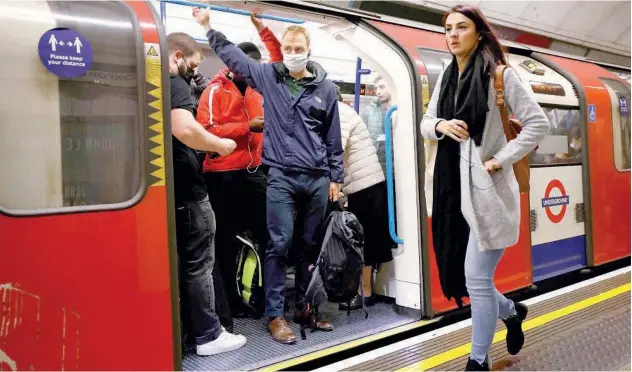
xmin=465 ymin=231 xmax=516 ymax=364
xmin=264 ymin=167 xmax=329 ymax=317
xmin=175 ymin=196 xmax=222 ymax=345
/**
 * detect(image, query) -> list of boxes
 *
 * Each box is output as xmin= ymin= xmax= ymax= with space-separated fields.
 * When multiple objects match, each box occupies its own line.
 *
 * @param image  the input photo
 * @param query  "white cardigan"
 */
xmin=420 ymin=66 xmax=550 ymax=251
xmin=338 ymin=102 xmax=385 ymax=195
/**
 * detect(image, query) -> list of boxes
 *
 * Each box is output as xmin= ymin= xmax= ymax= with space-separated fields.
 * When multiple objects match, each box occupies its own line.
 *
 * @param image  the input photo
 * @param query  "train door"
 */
xmin=595 ymin=77 xmax=631 ymax=263
xmin=538 ymin=54 xmax=631 ymax=267
xmin=0 ymin=1 xmax=177 ymax=370
xmin=371 ymin=21 xmax=533 ymax=315
xmin=158 ymin=1 xmax=425 ymax=370
xmin=504 ymin=55 xmax=588 ymax=282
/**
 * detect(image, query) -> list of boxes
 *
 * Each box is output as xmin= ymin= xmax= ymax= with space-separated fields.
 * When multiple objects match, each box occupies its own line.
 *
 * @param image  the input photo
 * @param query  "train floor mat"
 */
xmin=182 ymin=295 xmax=420 ymax=371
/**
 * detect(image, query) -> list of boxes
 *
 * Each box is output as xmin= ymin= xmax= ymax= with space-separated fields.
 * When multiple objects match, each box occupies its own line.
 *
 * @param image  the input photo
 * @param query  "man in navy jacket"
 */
xmin=193 ymin=8 xmax=343 ymax=344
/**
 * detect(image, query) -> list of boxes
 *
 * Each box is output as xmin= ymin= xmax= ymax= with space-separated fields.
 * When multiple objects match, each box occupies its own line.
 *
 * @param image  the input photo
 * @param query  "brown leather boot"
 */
xmin=294 ymin=308 xmax=333 ymax=332
xmin=316 ymin=319 xmax=333 ymax=331
xmin=268 ymin=317 xmax=297 ymax=344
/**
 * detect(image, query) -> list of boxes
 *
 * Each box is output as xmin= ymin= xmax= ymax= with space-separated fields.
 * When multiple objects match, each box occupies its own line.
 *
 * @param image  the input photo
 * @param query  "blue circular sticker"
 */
xmin=38 ymin=28 xmax=92 ymax=78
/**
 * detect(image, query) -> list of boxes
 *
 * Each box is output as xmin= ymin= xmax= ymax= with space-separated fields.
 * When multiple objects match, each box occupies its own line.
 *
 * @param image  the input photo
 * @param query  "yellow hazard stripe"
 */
xmin=145 ymin=43 xmax=165 ymax=186
xmin=259 ymin=318 xmax=437 ymax=371
xmin=397 ymin=283 xmax=631 ymax=371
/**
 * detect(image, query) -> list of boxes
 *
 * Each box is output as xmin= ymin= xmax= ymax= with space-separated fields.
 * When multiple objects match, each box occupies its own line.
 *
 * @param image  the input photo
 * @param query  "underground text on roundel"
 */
xmin=541 ymin=195 xmax=569 ymax=207
xmin=38 ymin=28 xmax=93 ymax=78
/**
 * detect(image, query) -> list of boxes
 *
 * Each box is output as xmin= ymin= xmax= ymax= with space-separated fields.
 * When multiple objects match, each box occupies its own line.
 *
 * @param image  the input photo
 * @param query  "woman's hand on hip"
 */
xmin=483 ymin=158 xmax=502 ymax=174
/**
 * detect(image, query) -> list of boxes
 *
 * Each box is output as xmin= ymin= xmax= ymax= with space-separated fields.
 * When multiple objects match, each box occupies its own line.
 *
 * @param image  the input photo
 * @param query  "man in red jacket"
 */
xmin=196 ymin=14 xmax=282 ymax=322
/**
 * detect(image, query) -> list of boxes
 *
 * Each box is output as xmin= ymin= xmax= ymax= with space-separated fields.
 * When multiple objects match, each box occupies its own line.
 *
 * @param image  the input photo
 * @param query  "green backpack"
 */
xmin=235 ymin=235 xmax=264 ymax=318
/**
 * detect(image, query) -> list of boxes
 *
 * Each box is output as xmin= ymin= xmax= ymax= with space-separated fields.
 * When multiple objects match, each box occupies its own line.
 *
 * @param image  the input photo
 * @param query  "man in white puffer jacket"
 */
xmin=336 ymin=87 xmax=395 ymax=311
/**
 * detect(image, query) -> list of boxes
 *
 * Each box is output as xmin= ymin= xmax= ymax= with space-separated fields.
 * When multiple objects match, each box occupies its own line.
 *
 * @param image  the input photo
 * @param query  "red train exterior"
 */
xmin=0 ymin=2 xmax=177 ymax=370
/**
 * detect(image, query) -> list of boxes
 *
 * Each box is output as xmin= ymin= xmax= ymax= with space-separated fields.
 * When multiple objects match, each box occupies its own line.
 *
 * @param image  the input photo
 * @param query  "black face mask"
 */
xmin=234 ymin=78 xmax=248 ymax=95
xmin=178 ymin=58 xmax=195 ymax=84
xmin=232 ymin=72 xmax=245 ymax=82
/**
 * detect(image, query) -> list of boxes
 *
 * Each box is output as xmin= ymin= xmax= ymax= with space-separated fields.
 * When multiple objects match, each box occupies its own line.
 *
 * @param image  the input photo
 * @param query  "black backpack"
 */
xmin=298 ymin=209 xmax=367 ymax=339
xmin=319 ymin=211 xmax=365 ymax=302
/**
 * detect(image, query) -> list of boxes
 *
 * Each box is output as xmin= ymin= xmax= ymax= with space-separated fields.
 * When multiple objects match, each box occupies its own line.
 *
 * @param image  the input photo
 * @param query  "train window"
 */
xmin=599 ymin=78 xmax=631 ymax=172
xmin=0 ymin=1 xmax=143 ymax=213
xmin=528 ymin=108 xmax=583 ymax=166
xmin=416 ymin=48 xmax=453 ymax=93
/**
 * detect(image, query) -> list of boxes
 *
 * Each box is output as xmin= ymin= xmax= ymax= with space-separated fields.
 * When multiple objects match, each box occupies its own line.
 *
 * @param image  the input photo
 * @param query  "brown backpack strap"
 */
xmin=494 ymin=64 xmax=515 ymax=141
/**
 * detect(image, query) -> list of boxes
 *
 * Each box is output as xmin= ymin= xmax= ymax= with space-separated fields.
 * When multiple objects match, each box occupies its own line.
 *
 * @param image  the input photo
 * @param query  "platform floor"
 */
xmin=323 ymin=267 xmax=630 ymax=371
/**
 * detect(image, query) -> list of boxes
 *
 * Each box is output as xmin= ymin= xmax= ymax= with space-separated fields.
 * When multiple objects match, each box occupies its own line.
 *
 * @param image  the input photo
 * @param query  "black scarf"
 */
xmin=431 ymin=45 xmax=490 ymax=307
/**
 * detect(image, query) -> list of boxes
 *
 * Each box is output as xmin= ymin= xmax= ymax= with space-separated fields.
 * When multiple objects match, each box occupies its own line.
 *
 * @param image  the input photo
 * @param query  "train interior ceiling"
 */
xmin=160 ymin=1 xmax=425 ymax=371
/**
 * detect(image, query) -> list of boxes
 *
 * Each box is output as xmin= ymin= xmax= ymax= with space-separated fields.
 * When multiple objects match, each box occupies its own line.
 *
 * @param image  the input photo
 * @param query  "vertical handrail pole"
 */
xmin=384 ymin=105 xmax=403 ymax=245
xmin=160 ymin=1 xmax=167 ymax=26
xmin=354 ymin=58 xmax=362 ymax=113
xmin=354 ymin=57 xmax=371 ymax=114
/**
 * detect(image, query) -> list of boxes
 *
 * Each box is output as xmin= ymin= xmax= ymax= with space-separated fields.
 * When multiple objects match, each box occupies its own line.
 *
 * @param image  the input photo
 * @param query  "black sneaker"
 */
xmin=502 ymin=302 xmax=528 ymax=355
xmin=465 ymin=357 xmax=489 ymax=371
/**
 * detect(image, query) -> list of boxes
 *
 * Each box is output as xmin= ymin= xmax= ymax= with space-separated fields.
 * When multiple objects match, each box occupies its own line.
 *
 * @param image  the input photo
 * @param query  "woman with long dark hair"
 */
xmin=420 ymin=5 xmax=550 ymax=370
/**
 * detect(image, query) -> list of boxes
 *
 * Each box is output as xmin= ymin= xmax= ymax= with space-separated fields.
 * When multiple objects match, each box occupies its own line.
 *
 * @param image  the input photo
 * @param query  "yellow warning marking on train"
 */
xmin=149 ymin=87 xmax=162 ymax=102
xmin=150 ymin=111 xmax=163 ymax=124
xmin=150 ymin=122 xmax=163 ymax=135
xmin=397 ymin=283 xmax=631 ymax=371
xmin=145 ymin=42 xmax=165 ymax=186
xmin=260 ymin=318 xmax=437 ymax=372
xmin=147 ymin=45 xmax=159 ymax=57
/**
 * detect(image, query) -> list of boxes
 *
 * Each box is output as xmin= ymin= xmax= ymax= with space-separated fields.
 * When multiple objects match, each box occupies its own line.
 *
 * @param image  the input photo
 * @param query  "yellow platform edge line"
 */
xmin=397 ymin=283 xmax=631 ymax=371
xmin=259 ymin=318 xmax=437 ymax=371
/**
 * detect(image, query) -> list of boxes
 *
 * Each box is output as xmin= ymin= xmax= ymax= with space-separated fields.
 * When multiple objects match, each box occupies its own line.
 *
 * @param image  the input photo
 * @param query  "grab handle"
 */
xmin=159 ymin=0 xmax=305 ymax=24
xmin=384 ymin=105 xmax=403 ymax=245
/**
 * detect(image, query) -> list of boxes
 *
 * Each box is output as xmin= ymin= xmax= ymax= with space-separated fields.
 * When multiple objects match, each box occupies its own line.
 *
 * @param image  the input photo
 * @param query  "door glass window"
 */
xmin=600 ymin=78 xmax=631 ymax=172
xmin=0 ymin=1 xmax=143 ymax=213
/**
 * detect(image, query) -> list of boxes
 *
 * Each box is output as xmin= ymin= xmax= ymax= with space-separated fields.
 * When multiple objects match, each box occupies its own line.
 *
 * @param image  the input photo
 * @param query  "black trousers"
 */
xmin=205 ymin=168 xmax=268 ymax=325
xmin=347 ymin=181 xmax=395 ymax=266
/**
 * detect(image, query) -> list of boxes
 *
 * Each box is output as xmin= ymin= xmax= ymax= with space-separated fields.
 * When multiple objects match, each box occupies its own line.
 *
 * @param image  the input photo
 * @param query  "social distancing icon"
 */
xmin=39 ymin=28 xmax=92 ymax=78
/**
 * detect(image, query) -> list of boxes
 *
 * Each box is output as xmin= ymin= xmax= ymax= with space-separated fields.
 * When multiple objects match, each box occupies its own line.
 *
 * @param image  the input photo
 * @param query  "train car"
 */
xmin=0 ymin=0 xmax=629 ymax=371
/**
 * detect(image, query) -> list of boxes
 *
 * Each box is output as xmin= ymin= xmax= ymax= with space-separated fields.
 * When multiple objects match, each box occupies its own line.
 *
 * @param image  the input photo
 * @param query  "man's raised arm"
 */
xmin=193 ymin=7 xmax=268 ymax=90
xmin=250 ymin=13 xmax=283 ymax=63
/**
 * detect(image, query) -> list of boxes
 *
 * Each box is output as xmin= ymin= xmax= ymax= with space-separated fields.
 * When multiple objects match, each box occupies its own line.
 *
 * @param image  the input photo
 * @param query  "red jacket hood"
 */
xmin=210 ymin=68 xmax=234 ymax=86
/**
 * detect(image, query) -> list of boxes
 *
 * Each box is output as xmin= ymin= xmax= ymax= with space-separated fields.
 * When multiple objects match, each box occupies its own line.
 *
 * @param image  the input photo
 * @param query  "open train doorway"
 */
xmin=157 ymin=0 xmax=427 ymax=370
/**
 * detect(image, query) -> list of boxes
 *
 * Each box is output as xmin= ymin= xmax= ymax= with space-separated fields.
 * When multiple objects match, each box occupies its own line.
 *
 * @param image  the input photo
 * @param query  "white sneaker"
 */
xmin=196 ymin=330 xmax=247 ymax=356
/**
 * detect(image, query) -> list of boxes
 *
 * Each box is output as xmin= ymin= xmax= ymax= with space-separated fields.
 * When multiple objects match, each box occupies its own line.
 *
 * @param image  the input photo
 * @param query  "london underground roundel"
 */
xmin=541 ymin=179 xmax=569 ymax=224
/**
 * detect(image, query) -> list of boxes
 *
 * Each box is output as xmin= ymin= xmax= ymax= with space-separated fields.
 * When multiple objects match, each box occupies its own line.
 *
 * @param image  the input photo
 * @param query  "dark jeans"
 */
xmin=265 ymin=167 xmax=329 ymax=317
xmin=205 ymin=168 xmax=268 ymax=319
xmin=211 ymin=261 xmax=233 ymax=331
xmin=176 ymin=195 xmax=222 ymax=345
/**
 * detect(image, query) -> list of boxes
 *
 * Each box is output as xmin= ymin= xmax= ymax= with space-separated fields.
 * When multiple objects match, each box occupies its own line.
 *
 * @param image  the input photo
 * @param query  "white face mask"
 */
xmin=283 ymin=52 xmax=308 ymax=73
